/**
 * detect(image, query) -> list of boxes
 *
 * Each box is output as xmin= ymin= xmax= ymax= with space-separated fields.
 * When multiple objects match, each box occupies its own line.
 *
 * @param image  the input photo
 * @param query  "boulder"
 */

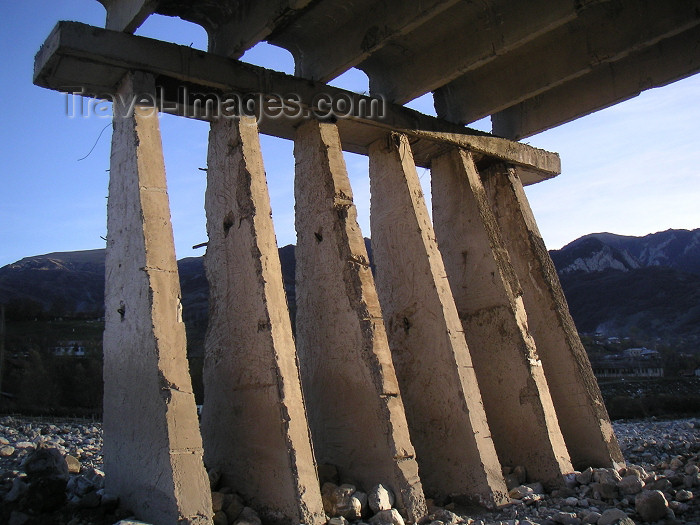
xmin=635 ymin=490 xmax=668 ymax=522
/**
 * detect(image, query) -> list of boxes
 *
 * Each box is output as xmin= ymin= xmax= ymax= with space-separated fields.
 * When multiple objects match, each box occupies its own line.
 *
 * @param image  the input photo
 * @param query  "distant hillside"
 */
xmin=2 ymin=230 xmax=698 ymax=348
xmin=550 ymin=228 xmax=700 ymax=345
xmin=551 ymin=229 xmax=700 ymax=276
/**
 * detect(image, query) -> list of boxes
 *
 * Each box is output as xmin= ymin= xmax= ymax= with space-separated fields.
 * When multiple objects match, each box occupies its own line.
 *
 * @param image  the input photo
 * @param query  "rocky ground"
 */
xmin=0 ymin=416 xmax=698 ymax=525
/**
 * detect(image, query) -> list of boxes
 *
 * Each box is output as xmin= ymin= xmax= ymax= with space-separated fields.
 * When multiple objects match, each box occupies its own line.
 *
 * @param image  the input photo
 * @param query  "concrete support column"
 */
xmin=294 ymin=120 xmax=426 ymax=522
xmin=369 ymin=133 xmax=508 ymax=507
xmin=481 ymin=165 xmax=624 ymax=469
xmin=103 ymin=72 xmax=213 ymax=525
xmin=200 ymin=116 xmax=326 ymax=525
xmin=431 ymin=148 xmax=573 ymax=489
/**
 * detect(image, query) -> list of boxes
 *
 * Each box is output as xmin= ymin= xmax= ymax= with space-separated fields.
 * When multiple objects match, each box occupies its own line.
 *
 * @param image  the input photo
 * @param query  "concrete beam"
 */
xmin=200 ymin=116 xmax=326 ymax=525
xmin=294 ymin=120 xmax=427 ymax=522
xmin=96 ymin=0 xmax=157 ymax=33
xmin=269 ymin=0 xmax=459 ymax=82
xmin=369 ymin=133 xmax=509 ymax=507
xmin=481 ymin=165 xmax=624 ymax=470
xmin=492 ymin=25 xmax=700 ymax=139
xmin=360 ymin=0 xmax=586 ymax=104
xmin=32 ymin=21 xmax=560 ymax=184
xmin=102 ymin=71 xmax=213 ymax=525
xmin=431 ymin=148 xmax=573 ymax=488
xmin=434 ymin=0 xmax=700 ymax=125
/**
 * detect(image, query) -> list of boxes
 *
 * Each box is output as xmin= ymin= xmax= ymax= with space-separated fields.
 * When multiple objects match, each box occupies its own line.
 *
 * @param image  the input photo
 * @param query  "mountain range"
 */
xmin=1 ymin=229 xmax=699 ymax=348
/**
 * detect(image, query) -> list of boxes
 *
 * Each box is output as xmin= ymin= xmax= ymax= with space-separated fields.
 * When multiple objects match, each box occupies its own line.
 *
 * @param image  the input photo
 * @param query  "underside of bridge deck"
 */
xmin=99 ymin=0 xmax=700 ymax=139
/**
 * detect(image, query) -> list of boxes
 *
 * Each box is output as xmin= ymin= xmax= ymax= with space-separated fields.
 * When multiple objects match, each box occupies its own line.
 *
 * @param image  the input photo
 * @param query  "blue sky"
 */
xmin=1 ymin=1 xmax=699 ymax=267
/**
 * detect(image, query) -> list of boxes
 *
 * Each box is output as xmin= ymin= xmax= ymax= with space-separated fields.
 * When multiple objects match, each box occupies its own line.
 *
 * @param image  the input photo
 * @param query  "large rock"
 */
xmin=369 ymin=509 xmax=405 ymax=525
xmin=22 ymin=445 xmax=68 ymax=481
xmin=618 ymin=475 xmax=644 ymax=495
xmin=598 ymin=508 xmax=628 ymax=525
xmin=368 ymin=484 xmax=395 ymax=513
xmin=635 ymin=490 xmax=668 ymax=522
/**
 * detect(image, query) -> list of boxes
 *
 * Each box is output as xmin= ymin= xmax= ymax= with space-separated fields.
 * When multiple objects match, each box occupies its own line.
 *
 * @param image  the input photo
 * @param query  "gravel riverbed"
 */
xmin=1 ymin=416 xmax=698 ymax=525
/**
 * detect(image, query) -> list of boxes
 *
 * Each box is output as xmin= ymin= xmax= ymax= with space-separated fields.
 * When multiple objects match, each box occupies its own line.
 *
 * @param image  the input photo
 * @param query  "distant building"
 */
xmin=622 ymin=347 xmax=659 ymax=359
xmin=592 ymin=359 xmax=664 ymax=378
xmin=51 ymin=341 xmax=86 ymax=357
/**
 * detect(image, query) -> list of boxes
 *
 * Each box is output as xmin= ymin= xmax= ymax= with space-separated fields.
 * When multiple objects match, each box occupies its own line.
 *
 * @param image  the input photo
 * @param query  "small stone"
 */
xmin=234 ymin=506 xmax=262 ymax=525
xmin=212 ymin=491 xmax=225 ymax=512
xmin=0 ymin=445 xmax=15 ymax=457
xmin=635 ymin=489 xmax=668 ymax=522
xmin=4 ymin=477 xmax=28 ymax=503
xmin=564 ymin=497 xmax=579 ymax=506
xmin=675 ymin=489 xmax=693 ymax=502
xmin=670 ymin=457 xmax=684 ymax=471
xmin=504 ymin=473 xmax=521 ymax=490
xmin=328 ymin=518 xmax=350 ymax=525
xmin=208 ymin=468 xmax=221 ymax=490
xmin=23 ymin=444 xmax=69 ymax=481
xmin=369 ymin=509 xmax=405 ymax=525
xmin=65 ymin=454 xmax=81 ymax=474
xmin=576 ymin=468 xmax=593 ymax=485
xmin=224 ymin=493 xmax=245 ymax=523
xmin=685 ymin=464 xmax=699 ymax=476
xmin=213 ymin=511 xmax=228 ymax=525
xmin=353 ymin=490 xmax=369 ymax=517
xmin=581 ymin=511 xmax=600 ymax=524
xmin=617 ymin=475 xmax=643 ymax=495
xmin=597 ymin=508 xmax=628 ymax=525
xmin=564 ymin=473 xmax=579 ymax=489
xmin=78 ymin=490 xmax=102 ymax=508
xmin=526 ymin=482 xmax=544 ymax=494
xmin=552 ymin=511 xmax=580 ymax=525
xmin=368 ymin=483 xmax=395 ymax=513
xmin=590 ymin=481 xmax=618 ymax=500
xmin=508 ymin=485 xmax=534 ymax=499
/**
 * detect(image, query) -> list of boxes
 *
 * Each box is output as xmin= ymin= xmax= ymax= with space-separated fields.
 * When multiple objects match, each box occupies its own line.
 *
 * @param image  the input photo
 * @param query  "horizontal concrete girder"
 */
xmin=492 ymin=24 xmax=700 ymax=139
xmin=360 ymin=0 xmax=588 ymax=104
xmin=32 ymin=21 xmax=560 ymax=184
xmin=434 ymin=0 xmax=700 ymax=125
xmin=268 ymin=0 xmax=459 ymax=82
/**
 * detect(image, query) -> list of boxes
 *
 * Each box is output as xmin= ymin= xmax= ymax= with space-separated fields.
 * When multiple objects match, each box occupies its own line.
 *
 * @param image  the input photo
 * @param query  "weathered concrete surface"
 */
xmin=294 ymin=120 xmax=427 ymax=522
xmin=491 ymin=24 xmax=700 ymax=139
xmin=360 ymin=0 xmax=582 ymax=104
xmin=369 ymin=133 xmax=509 ymax=507
xmin=431 ymin=148 xmax=572 ymax=489
xmin=481 ymin=165 xmax=624 ymax=470
xmin=97 ymin=0 xmax=156 ymax=32
xmin=32 ymin=21 xmax=560 ymax=185
xmin=433 ymin=0 xmax=700 ymax=126
xmin=200 ymin=116 xmax=326 ymax=525
xmin=103 ymin=72 xmax=212 ymax=525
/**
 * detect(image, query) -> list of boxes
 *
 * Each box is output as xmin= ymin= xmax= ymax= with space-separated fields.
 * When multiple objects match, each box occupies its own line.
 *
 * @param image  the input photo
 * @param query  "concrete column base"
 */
xmin=294 ymin=120 xmax=427 ymax=522
xmin=432 ymin=148 xmax=573 ymax=489
xmin=200 ymin=116 xmax=326 ymax=525
xmin=103 ymin=72 xmax=213 ymax=525
xmin=369 ymin=133 xmax=509 ymax=508
xmin=481 ymin=164 xmax=624 ymax=470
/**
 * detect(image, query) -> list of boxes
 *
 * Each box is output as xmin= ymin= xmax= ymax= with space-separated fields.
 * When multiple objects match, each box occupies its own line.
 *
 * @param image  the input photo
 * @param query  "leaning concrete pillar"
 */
xmin=481 ymin=165 xmax=624 ymax=470
xmin=200 ymin=116 xmax=326 ymax=525
xmin=103 ymin=72 xmax=213 ymax=525
xmin=294 ymin=120 xmax=426 ymax=522
xmin=431 ymin=148 xmax=572 ymax=488
xmin=369 ymin=133 xmax=508 ymax=507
